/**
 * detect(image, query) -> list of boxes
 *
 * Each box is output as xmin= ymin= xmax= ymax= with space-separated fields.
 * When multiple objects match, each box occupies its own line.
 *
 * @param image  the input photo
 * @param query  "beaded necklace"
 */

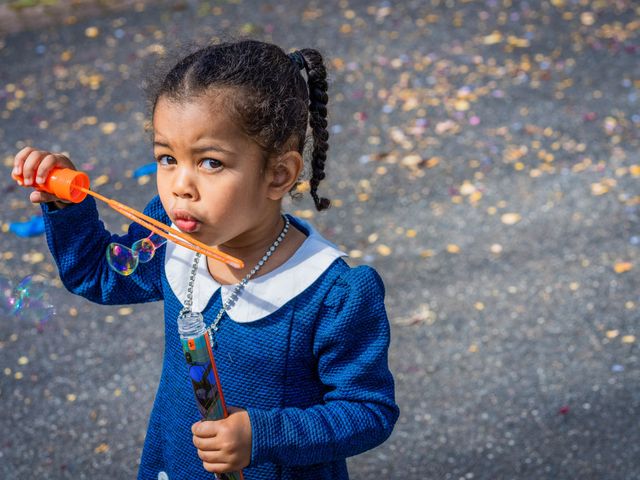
xmin=177 ymin=215 xmax=290 ymax=347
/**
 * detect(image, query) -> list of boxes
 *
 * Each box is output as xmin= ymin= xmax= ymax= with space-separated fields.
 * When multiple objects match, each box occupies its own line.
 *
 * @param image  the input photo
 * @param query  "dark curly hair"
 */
xmin=148 ymin=40 xmax=330 ymax=211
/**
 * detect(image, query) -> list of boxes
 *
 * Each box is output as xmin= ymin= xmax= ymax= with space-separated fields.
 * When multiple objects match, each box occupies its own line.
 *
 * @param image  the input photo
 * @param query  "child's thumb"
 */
xmin=30 ymin=190 xmax=67 ymax=204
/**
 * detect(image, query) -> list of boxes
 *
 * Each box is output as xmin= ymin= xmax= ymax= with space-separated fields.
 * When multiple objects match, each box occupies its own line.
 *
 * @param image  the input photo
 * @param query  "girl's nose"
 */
xmin=172 ymin=168 xmax=198 ymax=200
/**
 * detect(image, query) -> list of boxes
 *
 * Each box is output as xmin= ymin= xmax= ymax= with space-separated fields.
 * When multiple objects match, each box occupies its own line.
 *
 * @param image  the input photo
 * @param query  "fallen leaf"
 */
xmin=614 ymin=262 xmax=633 ymax=274
xmin=501 ymin=213 xmax=521 ymax=225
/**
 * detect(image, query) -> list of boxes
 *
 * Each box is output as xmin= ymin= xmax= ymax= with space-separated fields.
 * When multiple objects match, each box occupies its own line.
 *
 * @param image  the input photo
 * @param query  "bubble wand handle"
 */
xmin=12 ymin=168 xmax=244 ymax=269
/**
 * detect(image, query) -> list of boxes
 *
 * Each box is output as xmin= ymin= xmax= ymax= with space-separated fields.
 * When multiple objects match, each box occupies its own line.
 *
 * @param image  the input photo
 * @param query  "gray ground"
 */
xmin=0 ymin=0 xmax=639 ymax=479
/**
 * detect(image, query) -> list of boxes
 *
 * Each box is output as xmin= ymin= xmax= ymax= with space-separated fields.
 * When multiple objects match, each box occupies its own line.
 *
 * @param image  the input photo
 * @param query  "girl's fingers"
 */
xmin=22 ymin=150 xmax=47 ymax=185
xmin=197 ymin=448 xmax=226 ymax=463
xmin=192 ymin=420 xmax=219 ymax=437
xmin=201 ymin=461 xmax=232 ymax=474
xmin=192 ymin=434 xmax=221 ymax=451
xmin=13 ymin=146 xmax=34 ymax=176
xmin=11 ymin=147 xmax=32 ymax=175
xmin=36 ymin=154 xmax=61 ymax=184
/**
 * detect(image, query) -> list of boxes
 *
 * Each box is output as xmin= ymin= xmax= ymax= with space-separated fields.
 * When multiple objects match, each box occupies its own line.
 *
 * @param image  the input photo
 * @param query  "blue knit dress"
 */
xmin=42 ymin=195 xmax=399 ymax=480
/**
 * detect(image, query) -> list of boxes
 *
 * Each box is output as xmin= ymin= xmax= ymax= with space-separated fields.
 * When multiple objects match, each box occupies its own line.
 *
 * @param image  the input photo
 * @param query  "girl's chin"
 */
xmin=178 ymin=228 xmax=221 ymax=248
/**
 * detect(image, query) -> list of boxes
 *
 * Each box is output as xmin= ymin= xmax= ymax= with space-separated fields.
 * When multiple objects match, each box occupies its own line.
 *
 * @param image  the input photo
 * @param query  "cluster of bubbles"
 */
xmin=107 ymin=233 xmax=167 ymax=276
xmin=0 ymin=275 xmax=56 ymax=332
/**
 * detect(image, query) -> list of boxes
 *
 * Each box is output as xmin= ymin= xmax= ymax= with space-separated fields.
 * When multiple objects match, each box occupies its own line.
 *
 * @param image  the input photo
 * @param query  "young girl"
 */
xmin=13 ymin=40 xmax=398 ymax=479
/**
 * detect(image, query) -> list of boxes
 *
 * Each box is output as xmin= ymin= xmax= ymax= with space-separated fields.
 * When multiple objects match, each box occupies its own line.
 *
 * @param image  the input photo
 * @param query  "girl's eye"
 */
xmin=201 ymin=158 xmax=222 ymax=170
xmin=157 ymin=155 xmax=176 ymax=165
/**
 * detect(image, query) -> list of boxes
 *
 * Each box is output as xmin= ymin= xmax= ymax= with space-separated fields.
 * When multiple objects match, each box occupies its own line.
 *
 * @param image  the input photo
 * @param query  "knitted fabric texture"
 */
xmin=42 ymin=196 xmax=399 ymax=480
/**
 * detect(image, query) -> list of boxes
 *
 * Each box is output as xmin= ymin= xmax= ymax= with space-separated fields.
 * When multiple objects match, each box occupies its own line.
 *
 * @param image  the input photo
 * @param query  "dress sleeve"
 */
xmin=41 ymin=195 xmax=166 ymax=305
xmin=247 ymin=265 xmax=399 ymax=466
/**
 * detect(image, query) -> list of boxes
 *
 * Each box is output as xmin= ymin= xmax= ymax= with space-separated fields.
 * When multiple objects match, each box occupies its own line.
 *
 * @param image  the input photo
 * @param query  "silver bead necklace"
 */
xmin=178 ymin=215 xmax=290 ymax=348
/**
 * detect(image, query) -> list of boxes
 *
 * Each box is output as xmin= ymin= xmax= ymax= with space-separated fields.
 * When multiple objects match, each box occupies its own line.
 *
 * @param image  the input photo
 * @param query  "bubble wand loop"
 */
xmin=12 ymin=168 xmax=244 ymax=270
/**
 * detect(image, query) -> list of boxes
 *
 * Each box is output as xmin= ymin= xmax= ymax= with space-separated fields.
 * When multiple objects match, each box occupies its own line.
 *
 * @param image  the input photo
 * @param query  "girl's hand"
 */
xmin=191 ymin=407 xmax=252 ymax=474
xmin=13 ymin=146 xmax=77 ymax=206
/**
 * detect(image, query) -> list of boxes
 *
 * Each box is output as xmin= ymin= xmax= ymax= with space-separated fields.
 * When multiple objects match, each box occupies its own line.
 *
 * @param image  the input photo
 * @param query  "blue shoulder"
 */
xmin=325 ymin=262 xmax=386 ymax=308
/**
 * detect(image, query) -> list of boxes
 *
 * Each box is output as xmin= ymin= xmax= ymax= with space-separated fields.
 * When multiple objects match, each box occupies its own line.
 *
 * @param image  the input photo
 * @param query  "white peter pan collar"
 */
xmin=164 ymin=216 xmax=347 ymax=323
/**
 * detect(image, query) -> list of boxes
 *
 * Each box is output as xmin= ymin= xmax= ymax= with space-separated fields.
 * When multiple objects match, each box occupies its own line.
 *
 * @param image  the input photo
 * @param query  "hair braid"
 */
xmin=300 ymin=49 xmax=331 ymax=211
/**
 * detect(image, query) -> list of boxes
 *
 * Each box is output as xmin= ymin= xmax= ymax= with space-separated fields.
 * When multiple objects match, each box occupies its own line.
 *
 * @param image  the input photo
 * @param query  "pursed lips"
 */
xmin=171 ymin=209 xmax=201 ymax=233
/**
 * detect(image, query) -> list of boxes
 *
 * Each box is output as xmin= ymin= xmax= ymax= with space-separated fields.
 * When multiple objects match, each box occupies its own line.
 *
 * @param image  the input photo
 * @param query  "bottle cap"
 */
xmin=12 ymin=168 xmax=90 ymax=203
xmin=44 ymin=168 xmax=89 ymax=203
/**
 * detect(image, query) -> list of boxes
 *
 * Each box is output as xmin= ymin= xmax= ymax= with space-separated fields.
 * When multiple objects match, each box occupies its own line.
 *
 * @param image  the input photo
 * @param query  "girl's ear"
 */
xmin=267 ymin=150 xmax=303 ymax=200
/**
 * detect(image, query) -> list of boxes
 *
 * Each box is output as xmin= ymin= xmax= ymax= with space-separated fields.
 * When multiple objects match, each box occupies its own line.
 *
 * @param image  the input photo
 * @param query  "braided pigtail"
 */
xmin=298 ymin=49 xmax=331 ymax=211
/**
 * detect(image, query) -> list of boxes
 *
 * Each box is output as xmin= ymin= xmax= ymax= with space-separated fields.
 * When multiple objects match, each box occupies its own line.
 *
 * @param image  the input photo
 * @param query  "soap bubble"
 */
xmin=106 ymin=234 xmax=167 ymax=276
xmin=106 ymin=243 xmax=139 ymax=276
xmin=0 ymin=275 xmax=56 ymax=331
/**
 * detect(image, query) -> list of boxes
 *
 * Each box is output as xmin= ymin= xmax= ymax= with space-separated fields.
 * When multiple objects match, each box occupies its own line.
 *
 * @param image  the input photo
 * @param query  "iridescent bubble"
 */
xmin=107 ymin=234 xmax=167 ymax=276
xmin=0 ymin=275 xmax=56 ymax=331
xmin=106 ymin=243 xmax=139 ymax=276
xmin=12 ymin=275 xmax=33 ymax=312
xmin=132 ymin=238 xmax=155 ymax=263
xmin=132 ymin=234 xmax=166 ymax=263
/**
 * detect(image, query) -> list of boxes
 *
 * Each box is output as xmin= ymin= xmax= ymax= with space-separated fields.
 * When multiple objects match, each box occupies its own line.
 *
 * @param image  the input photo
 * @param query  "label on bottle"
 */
xmin=180 ymin=334 xmax=226 ymax=421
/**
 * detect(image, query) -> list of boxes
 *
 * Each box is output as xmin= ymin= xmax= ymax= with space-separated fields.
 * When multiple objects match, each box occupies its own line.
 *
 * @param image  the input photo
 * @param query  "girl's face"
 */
xmin=153 ymin=93 xmax=277 ymax=248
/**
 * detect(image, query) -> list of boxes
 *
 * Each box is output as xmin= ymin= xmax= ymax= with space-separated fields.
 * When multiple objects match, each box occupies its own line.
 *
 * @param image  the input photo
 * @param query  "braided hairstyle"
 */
xmin=149 ymin=40 xmax=331 ymax=211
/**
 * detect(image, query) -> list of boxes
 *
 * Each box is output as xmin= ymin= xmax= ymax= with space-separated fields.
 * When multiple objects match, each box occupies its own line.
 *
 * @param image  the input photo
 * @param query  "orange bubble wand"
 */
xmin=12 ymin=168 xmax=244 ymax=270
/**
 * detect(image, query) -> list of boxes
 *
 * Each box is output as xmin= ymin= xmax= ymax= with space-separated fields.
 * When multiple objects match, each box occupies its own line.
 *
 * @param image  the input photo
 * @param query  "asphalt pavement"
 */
xmin=0 ymin=1 xmax=639 ymax=479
